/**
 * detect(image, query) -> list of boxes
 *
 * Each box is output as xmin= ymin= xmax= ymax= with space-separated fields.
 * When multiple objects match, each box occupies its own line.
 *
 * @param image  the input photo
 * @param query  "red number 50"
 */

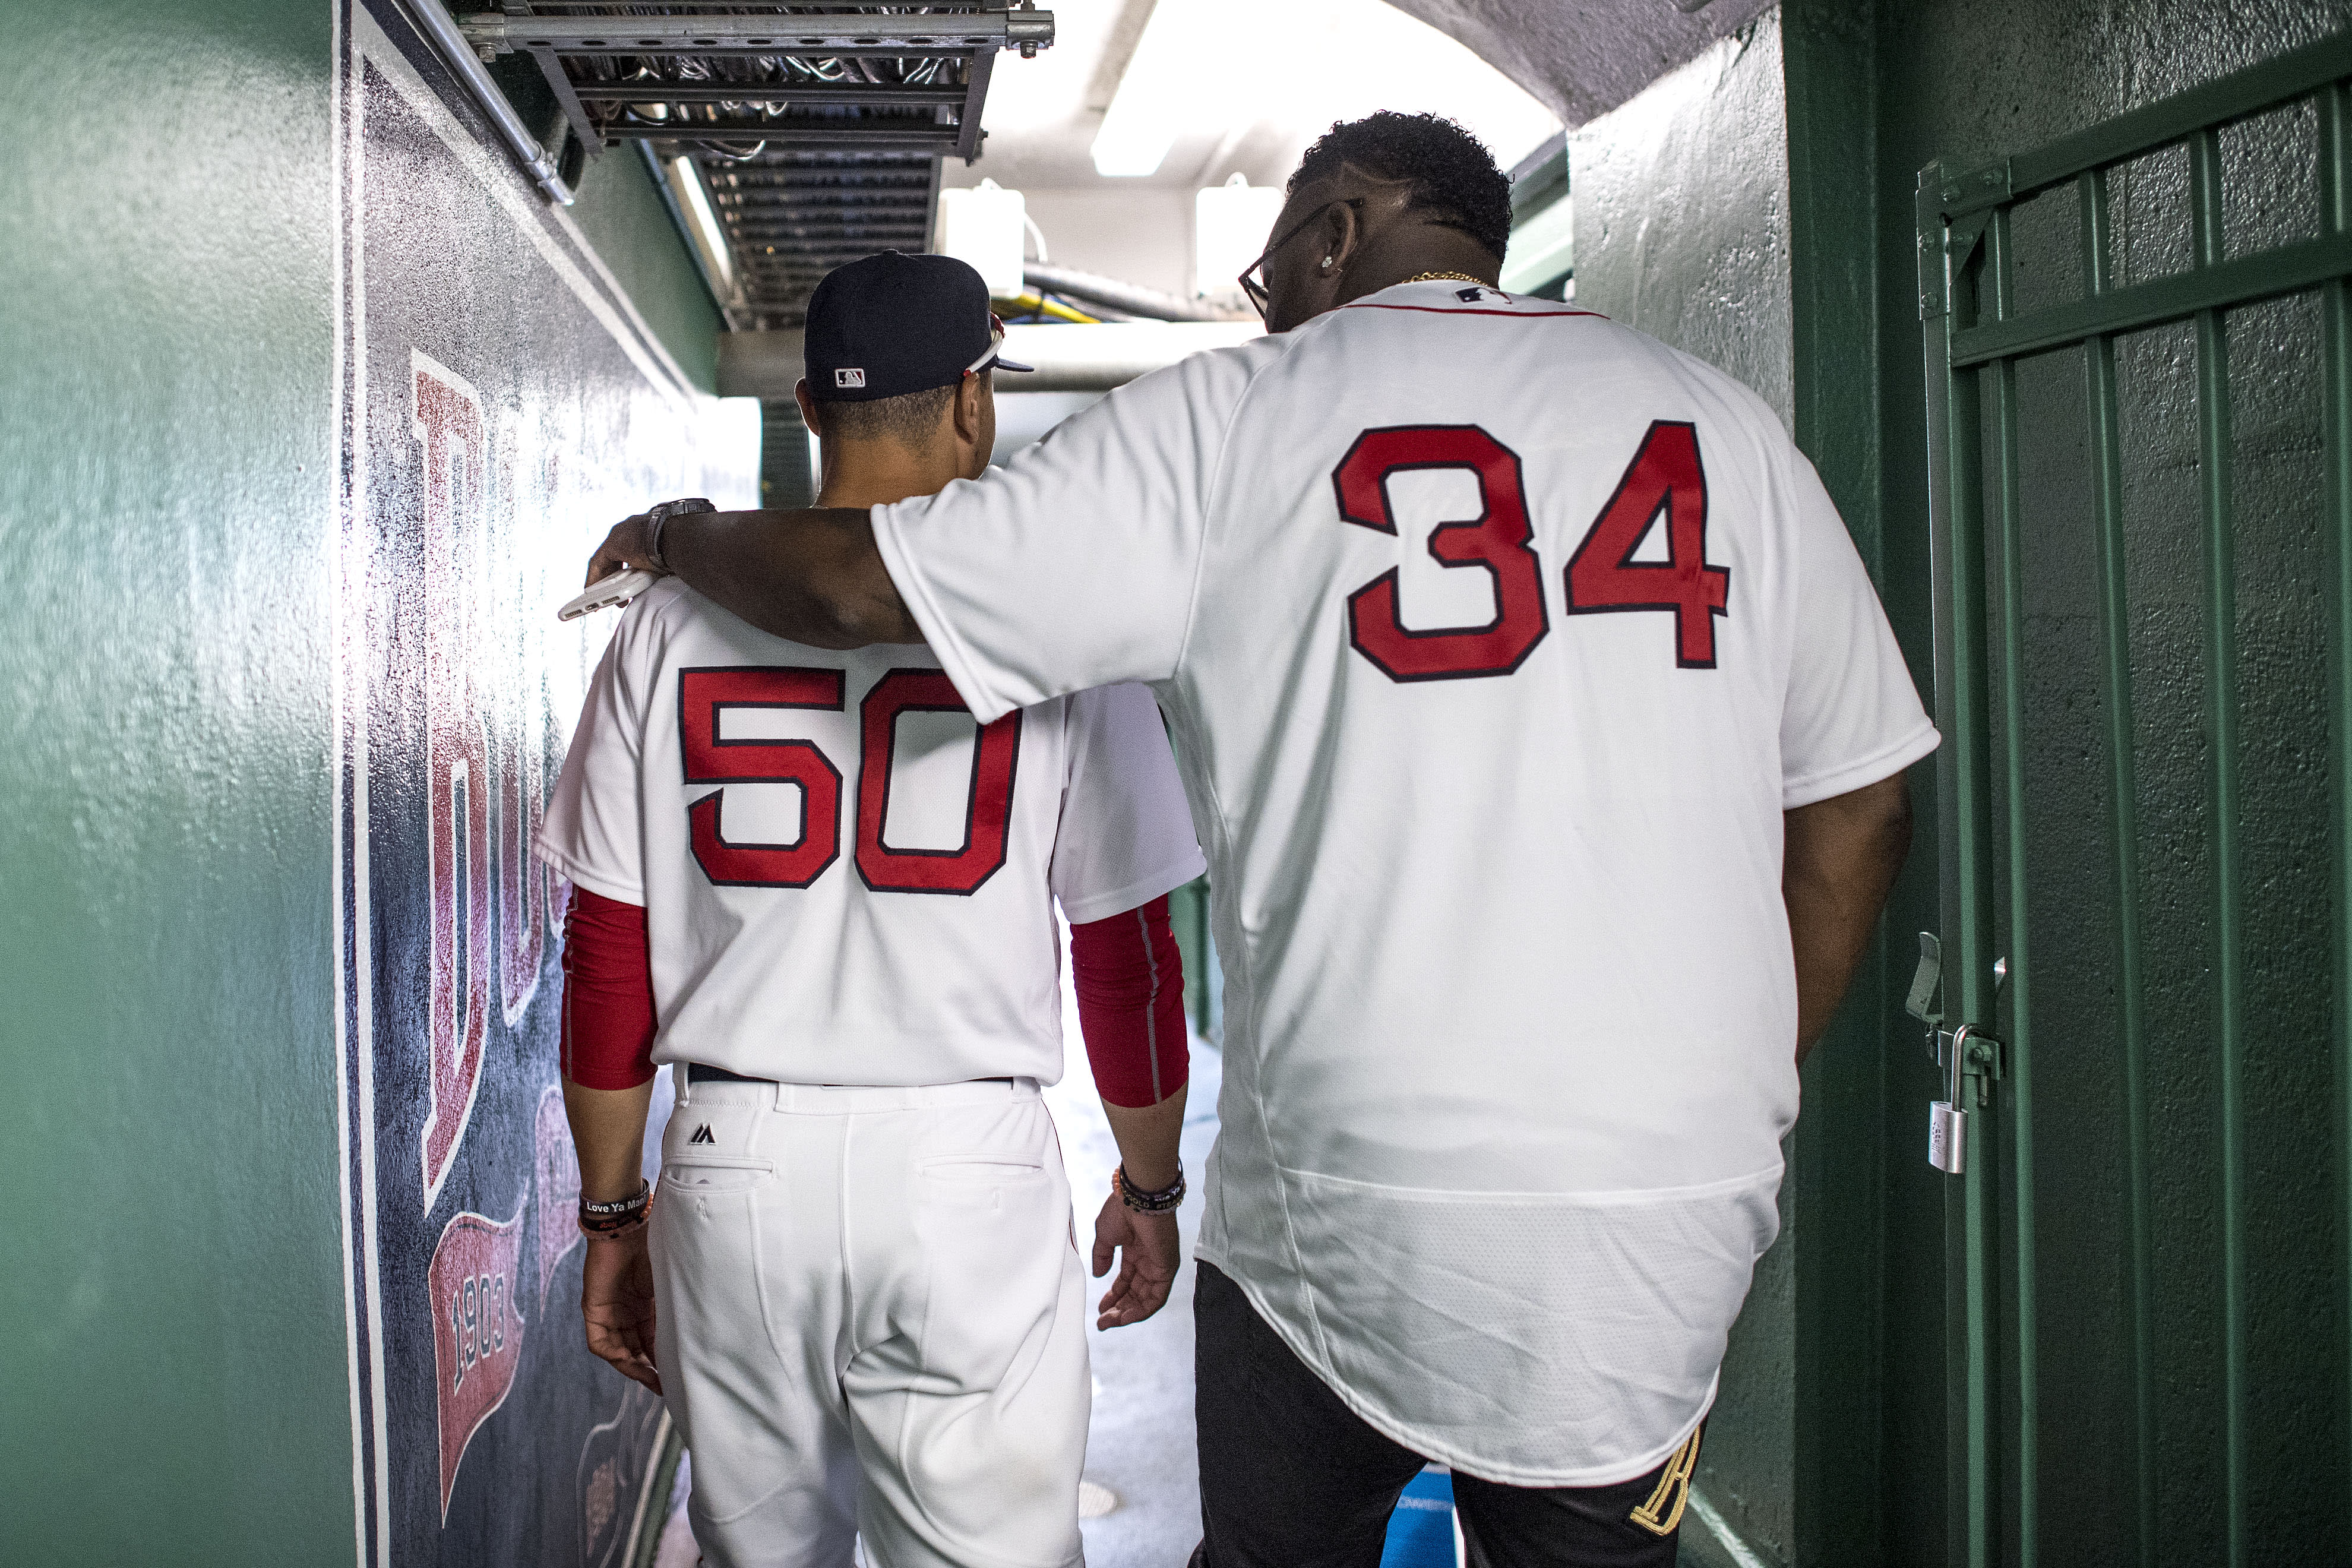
xmin=679 ymin=666 xmax=1020 ymax=894
xmin=1335 ymin=419 xmax=1727 ymax=679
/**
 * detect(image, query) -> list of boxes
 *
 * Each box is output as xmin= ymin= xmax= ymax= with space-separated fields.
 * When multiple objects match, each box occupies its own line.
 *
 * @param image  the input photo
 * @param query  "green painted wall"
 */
xmin=1578 ymin=5 xmax=2352 ymax=1561
xmin=0 ymin=3 xmax=349 ymax=1560
xmin=0 ymin=4 xmax=725 ymax=1560
xmin=1871 ymin=4 xmax=2352 ymax=1563
xmin=570 ymin=150 xmax=726 ymax=394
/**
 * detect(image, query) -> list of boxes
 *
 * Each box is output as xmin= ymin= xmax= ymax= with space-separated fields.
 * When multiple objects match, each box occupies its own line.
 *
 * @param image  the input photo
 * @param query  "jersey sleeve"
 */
xmin=1779 ymin=453 xmax=1941 ymax=807
xmin=1048 ymin=682 xmax=1207 ymax=925
xmin=536 ymin=615 xmax=650 ymax=903
xmin=870 ymin=340 xmax=1277 ymax=723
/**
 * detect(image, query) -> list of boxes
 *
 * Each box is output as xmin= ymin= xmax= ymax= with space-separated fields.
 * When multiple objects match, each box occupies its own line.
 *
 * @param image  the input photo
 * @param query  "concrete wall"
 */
xmin=1569 ymin=19 xmax=1793 ymax=428
xmin=0 ymin=2 xmax=747 ymax=1561
xmin=1569 ymin=16 xmax=1800 ymax=1562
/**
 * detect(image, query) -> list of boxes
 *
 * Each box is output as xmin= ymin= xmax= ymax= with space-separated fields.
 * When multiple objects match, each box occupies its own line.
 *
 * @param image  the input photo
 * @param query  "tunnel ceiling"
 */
xmin=461 ymin=4 xmax=1054 ymax=330
xmin=457 ymin=0 xmax=1768 ymax=331
xmin=1383 ymin=0 xmax=1774 ymax=127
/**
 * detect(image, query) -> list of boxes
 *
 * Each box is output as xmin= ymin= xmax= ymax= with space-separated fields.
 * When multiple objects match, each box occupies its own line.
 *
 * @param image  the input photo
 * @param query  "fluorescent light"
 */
xmin=1090 ymin=0 xmax=1191 ymax=176
xmin=665 ymin=156 xmax=735 ymax=296
xmin=1194 ymin=173 xmax=1286 ymax=302
xmin=936 ymin=179 xmax=1029 ymax=296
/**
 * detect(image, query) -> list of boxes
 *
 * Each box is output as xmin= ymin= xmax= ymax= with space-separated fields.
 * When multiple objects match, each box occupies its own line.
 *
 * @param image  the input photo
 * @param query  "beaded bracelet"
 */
xmin=579 ymin=1183 xmax=653 ymax=1241
xmin=1115 ymin=1162 xmax=1186 ymax=1215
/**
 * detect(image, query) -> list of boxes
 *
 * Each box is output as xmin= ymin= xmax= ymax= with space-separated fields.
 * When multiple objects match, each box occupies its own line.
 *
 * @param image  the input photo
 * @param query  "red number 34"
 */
xmin=1333 ymin=419 xmax=1729 ymax=680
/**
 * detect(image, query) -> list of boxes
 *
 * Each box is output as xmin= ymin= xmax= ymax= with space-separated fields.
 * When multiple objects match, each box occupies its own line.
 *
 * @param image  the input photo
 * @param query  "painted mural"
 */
xmin=333 ymin=5 xmax=755 ymax=1561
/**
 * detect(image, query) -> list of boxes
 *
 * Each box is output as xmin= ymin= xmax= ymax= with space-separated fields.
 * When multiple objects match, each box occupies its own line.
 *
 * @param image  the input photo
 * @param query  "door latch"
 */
xmin=1905 ymin=932 xmax=1943 ymax=1064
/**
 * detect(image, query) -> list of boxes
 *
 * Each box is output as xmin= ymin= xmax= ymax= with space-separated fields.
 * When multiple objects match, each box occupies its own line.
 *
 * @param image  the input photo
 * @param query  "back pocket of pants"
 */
xmin=662 ymin=1154 xmax=777 ymax=1197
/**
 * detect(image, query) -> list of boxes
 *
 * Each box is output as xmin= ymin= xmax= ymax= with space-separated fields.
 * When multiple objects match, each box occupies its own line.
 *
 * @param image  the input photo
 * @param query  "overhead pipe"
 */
xmin=1020 ymin=263 xmax=1251 ymax=324
xmin=403 ymin=0 xmax=575 ymax=205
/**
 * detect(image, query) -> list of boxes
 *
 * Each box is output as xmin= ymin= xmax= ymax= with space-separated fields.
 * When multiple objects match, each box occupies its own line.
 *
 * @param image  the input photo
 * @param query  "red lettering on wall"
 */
xmin=415 ymin=355 xmax=493 ymax=1213
xmin=428 ymin=1196 xmax=528 ymax=1519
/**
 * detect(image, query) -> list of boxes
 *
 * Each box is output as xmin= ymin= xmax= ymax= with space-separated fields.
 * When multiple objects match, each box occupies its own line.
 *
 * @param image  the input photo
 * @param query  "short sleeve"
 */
xmin=537 ymin=618 xmax=649 ymax=904
xmin=1048 ymin=684 xmax=1207 ymax=925
xmin=1779 ymin=453 xmax=1940 ymax=808
xmin=871 ymin=339 xmax=1281 ymax=723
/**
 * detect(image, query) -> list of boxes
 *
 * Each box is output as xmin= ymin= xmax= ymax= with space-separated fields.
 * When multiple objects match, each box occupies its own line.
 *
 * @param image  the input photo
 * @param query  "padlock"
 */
xmin=1929 ymin=1099 xmax=1966 ymax=1174
xmin=1928 ymin=1022 xmax=1993 ymax=1175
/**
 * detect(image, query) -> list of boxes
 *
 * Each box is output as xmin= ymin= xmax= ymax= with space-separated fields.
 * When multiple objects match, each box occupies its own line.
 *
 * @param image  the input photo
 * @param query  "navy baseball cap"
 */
xmin=804 ymin=251 xmax=1032 ymax=402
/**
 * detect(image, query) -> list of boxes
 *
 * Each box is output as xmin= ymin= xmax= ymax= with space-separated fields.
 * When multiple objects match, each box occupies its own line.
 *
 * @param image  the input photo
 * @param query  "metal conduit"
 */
xmin=402 ymin=0 xmax=574 ymax=205
xmin=1021 ymin=263 xmax=1251 ymax=323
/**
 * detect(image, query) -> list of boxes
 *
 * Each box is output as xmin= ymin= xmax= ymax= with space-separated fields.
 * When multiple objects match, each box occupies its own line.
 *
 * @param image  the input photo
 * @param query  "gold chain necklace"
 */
xmin=1403 ymin=270 xmax=1493 ymax=287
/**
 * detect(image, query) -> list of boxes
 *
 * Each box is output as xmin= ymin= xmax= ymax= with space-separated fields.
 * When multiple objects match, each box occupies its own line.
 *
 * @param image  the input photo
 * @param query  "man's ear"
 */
xmin=1321 ymin=198 xmax=1364 ymax=273
xmin=794 ymin=378 xmax=822 ymax=437
xmin=953 ymin=374 xmax=985 ymax=447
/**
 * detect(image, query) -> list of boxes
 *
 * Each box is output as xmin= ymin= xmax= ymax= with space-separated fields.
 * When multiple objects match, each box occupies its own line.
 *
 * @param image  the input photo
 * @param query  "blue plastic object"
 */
xmin=1380 ymin=1466 xmax=1456 ymax=1568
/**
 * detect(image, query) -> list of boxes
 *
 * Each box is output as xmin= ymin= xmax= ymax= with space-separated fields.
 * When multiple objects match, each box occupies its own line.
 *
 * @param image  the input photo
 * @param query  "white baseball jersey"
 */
xmin=871 ymin=280 xmax=1939 ymax=1485
xmin=536 ymin=578 xmax=1205 ymax=1086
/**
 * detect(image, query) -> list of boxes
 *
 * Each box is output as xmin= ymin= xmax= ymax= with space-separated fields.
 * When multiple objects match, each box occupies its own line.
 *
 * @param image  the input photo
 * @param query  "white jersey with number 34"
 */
xmin=871 ymin=280 xmax=1939 ymax=1486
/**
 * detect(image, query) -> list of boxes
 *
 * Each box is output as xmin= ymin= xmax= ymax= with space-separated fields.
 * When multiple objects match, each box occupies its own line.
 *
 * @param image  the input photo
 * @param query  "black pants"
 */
xmin=1191 ymin=1262 xmax=1701 ymax=1568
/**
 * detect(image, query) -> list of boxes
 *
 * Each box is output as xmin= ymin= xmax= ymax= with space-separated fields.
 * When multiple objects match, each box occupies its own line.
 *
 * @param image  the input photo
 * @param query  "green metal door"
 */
xmin=1918 ymin=30 xmax=2352 ymax=1568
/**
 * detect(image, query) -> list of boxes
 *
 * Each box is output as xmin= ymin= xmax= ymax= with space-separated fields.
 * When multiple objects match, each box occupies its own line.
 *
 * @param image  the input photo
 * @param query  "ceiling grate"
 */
xmin=459 ymin=4 xmax=1053 ymax=328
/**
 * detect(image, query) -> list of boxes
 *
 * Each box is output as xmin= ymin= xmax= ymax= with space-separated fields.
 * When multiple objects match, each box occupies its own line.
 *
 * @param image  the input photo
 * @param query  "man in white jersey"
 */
xmin=539 ymin=252 xmax=1207 ymax=1568
xmin=581 ymin=115 xmax=1934 ymax=1566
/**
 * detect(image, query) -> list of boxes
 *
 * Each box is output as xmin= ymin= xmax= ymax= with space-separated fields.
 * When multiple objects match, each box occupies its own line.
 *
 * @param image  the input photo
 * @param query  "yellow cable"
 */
xmin=994 ymin=292 xmax=1099 ymax=325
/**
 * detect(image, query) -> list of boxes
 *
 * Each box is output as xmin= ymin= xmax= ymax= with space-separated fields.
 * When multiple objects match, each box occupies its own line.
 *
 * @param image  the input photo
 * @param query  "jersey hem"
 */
xmin=533 ymin=839 xmax=643 ymax=906
xmin=1273 ymin=1159 xmax=1787 ymax=1206
xmin=1057 ymin=848 xmax=1207 ymax=927
xmin=1782 ymin=719 xmax=1941 ymax=810
xmin=868 ymin=501 xmax=1022 ymax=726
xmin=1194 ymin=1242 xmax=1722 ymax=1489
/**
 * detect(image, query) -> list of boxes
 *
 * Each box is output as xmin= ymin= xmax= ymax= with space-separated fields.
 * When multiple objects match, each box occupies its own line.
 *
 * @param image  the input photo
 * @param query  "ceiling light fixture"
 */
xmin=665 ymin=156 xmax=736 ymax=296
xmin=937 ymin=178 xmax=1030 ymax=296
xmin=1089 ymin=0 xmax=1191 ymax=176
xmin=1194 ymin=173 xmax=1285 ymax=303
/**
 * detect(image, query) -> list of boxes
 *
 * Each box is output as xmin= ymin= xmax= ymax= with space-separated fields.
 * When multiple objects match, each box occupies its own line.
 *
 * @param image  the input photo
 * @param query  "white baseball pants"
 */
xmin=650 ymin=1072 xmax=1090 ymax=1568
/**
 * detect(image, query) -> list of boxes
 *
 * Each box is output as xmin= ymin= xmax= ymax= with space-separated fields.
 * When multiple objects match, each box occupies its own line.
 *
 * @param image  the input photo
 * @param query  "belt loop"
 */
xmin=672 ymin=1061 xmax=691 ymax=1107
xmin=773 ymin=1079 xmax=788 ymax=1114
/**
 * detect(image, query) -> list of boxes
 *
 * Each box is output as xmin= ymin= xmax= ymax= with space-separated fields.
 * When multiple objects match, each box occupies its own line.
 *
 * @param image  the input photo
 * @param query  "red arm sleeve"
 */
xmin=561 ymin=886 xmax=659 ymax=1090
xmin=1069 ymin=894 xmax=1189 ymax=1109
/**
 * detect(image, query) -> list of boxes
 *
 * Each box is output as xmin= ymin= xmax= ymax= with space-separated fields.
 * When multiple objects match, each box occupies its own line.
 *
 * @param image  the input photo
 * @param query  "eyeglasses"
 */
xmin=1237 ymin=199 xmax=1364 ymax=322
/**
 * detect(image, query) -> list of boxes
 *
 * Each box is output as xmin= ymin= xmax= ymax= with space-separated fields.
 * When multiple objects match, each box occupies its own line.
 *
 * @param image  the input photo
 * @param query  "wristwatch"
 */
xmin=643 ymin=497 xmax=715 ymax=570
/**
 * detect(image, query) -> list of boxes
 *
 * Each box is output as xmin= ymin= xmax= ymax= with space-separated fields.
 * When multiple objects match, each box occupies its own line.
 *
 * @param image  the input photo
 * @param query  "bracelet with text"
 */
xmin=1115 ymin=1162 xmax=1186 ymax=1215
xmin=578 ymin=1183 xmax=653 ymax=1241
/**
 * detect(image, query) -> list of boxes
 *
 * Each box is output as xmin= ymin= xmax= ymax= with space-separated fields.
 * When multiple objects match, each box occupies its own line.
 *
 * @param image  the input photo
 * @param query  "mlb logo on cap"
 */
xmin=805 ymin=251 xmax=1031 ymax=402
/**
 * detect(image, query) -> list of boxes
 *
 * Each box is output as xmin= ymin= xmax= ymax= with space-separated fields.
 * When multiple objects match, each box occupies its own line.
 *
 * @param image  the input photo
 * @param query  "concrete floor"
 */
xmin=1042 ymin=1023 xmax=1225 ymax=1568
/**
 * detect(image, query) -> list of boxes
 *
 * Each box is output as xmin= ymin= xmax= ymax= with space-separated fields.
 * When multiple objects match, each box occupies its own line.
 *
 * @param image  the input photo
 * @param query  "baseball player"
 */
xmin=583 ymin=115 xmax=1934 ymax=1567
xmin=540 ymin=252 xmax=1206 ymax=1568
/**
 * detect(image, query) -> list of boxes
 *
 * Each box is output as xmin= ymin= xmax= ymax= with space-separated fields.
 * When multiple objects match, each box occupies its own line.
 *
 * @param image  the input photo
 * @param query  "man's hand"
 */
xmin=584 ymin=510 xmax=666 ymax=588
xmin=580 ymin=505 xmax=919 ymax=647
xmin=1091 ymin=1185 xmax=1181 ymax=1329
xmin=581 ymin=1229 xmax=662 ymax=1393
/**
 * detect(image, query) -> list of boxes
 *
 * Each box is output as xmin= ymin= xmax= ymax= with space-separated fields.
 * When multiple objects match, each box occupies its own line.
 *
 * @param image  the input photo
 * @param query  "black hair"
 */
xmin=1288 ymin=112 xmax=1512 ymax=263
xmin=814 ymin=382 xmax=959 ymax=445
